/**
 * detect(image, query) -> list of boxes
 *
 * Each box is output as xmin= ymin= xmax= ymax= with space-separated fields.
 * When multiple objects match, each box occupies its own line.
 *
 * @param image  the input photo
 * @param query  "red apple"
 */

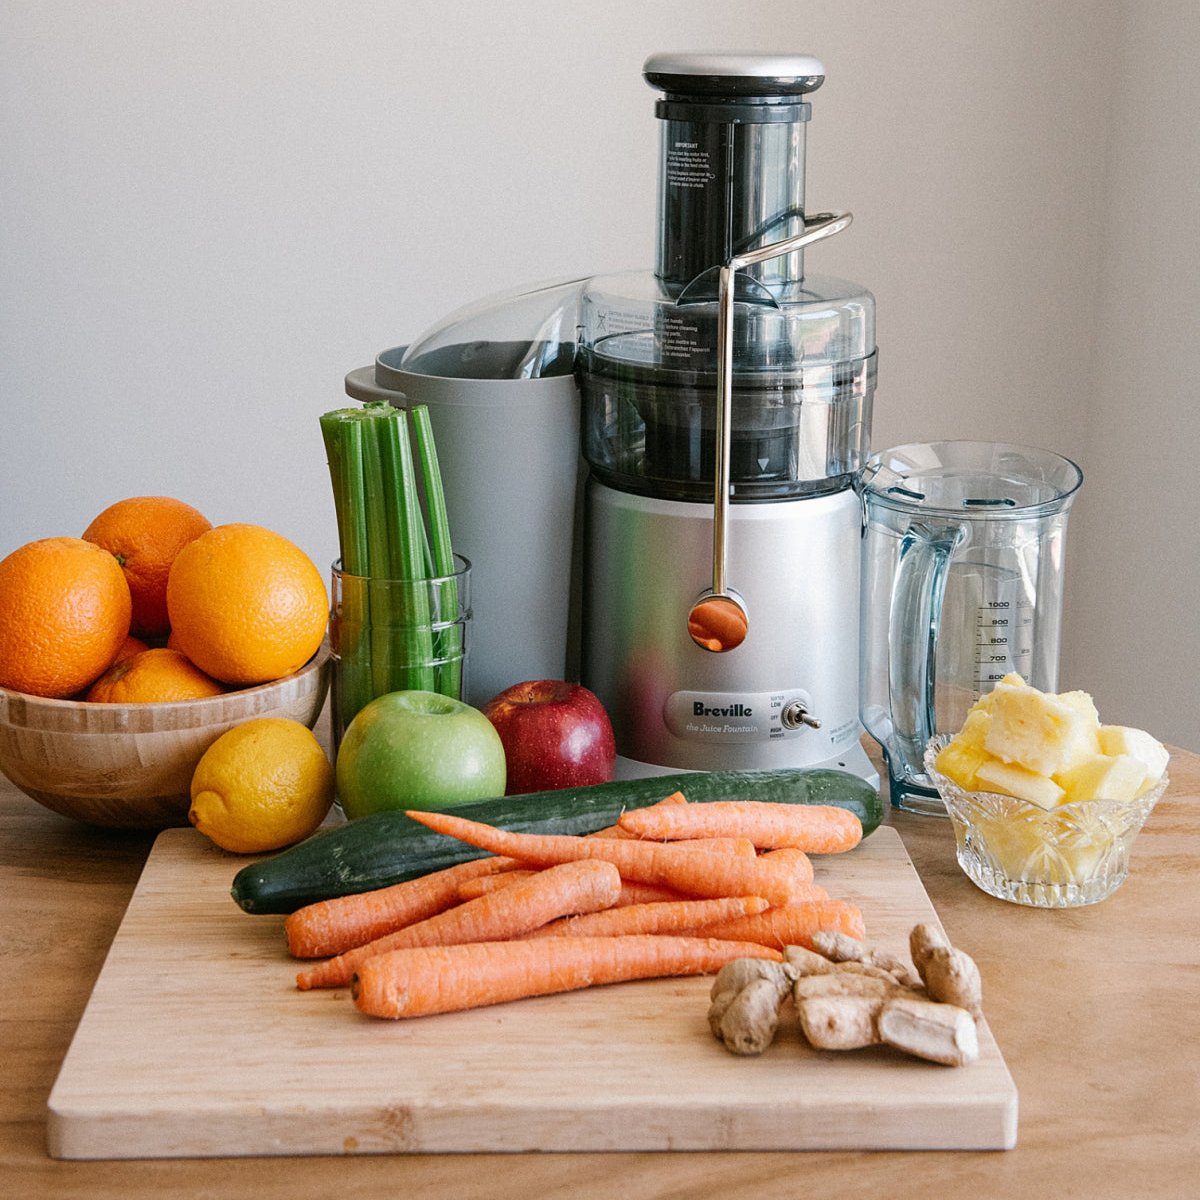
xmin=482 ymin=680 xmax=616 ymax=795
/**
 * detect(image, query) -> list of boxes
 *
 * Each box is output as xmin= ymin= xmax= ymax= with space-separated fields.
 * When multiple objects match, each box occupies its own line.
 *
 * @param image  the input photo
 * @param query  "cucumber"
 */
xmin=230 ymin=767 xmax=882 ymax=914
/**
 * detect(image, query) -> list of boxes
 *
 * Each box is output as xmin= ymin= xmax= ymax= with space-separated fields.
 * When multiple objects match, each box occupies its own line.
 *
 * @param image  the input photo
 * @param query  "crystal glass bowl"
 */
xmin=923 ymin=735 xmax=1168 ymax=908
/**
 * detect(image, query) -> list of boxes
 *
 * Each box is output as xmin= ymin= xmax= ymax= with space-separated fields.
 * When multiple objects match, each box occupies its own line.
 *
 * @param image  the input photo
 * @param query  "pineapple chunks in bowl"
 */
xmin=925 ymin=675 xmax=1169 ymax=908
xmin=935 ymin=673 xmax=1169 ymax=809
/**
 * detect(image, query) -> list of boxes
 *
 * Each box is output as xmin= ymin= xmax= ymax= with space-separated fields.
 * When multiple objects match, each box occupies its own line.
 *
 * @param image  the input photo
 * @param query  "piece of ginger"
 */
xmin=792 ymin=971 xmax=894 ymax=1001
xmin=876 ymin=995 xmax=979 ymax=1067
xmin=796 ymin=994 xmax=882 ymax=1051
xmin=708 ymin=958 xmax=794 ymax=1056
xmin=711 ymin=925 xmax=986 ymax=1068
xmin=810 ymin=929 xmax=923 ymax=989
xmin=797 ymin=991 xmax=978 ymax=1066
xmin=909 ymin=923 xmax=983 ymax=1019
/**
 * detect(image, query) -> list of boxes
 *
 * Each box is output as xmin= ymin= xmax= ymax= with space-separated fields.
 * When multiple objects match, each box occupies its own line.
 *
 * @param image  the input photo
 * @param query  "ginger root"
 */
xmin=795 ymin=994 xmax=882 ymax=1051
xmin=791 ymin=970 xmax=894 ymax=1001
xmin=810 ymin=929 xmax=923 ymax=990
xmin=876 ymin=994 xmax=979 ymax=1066
xmin=910 ymin=923 xmax=983 ymax=1019
xmin=708 ymin=958 xmax=794 ymax=1055
xmin=711 ymin=925 xmax=986 ymax=1067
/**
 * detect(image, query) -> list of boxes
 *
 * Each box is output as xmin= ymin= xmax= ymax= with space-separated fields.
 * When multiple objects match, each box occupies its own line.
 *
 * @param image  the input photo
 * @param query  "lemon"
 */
xmin=189 ymin=718 xmax=334 ymax=853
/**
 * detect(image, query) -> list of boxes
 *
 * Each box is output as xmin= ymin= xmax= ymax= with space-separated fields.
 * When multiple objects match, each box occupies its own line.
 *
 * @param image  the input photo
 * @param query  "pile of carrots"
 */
xmin=282 ymin=794 xmax=868 ymax=1020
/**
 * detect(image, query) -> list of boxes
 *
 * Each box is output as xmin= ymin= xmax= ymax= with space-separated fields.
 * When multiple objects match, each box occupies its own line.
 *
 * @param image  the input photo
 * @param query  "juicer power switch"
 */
xmin=663 ymin=690 xmax=819 ymax=744
xmin=781 ymin=700 xmax=821 ymax=730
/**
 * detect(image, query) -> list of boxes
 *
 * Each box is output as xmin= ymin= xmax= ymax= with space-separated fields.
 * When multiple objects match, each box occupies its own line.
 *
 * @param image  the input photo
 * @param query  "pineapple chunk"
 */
xmin=983 ymin=682 xmax=1099 ymax=777
xmin=1097 ymin=725 xmax=1170 ymax=784
xmin=956 ymin=706 xmax=992 ymax=748
xmin=935 ymin=738 xmax=991 ymax=790
xmin=1059 ymin=689 xmax=1101 ymax=725
xmin=971 ymin=674 xmax=1029 ymax=713
xmin=996 ymin=672 xmax=1029 ymax=688
xmin=1054 ymin=752 xmax=1148 ymax=806
xmin=975 ymin=759 xmax=1065 ymax=809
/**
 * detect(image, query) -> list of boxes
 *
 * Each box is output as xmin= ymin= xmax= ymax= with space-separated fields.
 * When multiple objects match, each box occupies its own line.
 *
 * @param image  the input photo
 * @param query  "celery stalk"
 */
xmin=320 ymin=410 xmax=374 ymax=738
xmin=321 ymin=400 xmax=459 ymax=747
xmin=379 ymin=410 xmax=436 ymax=693
xmin=360 ymin=410 xmax=406 ymax=697
xmin=411 ymin=405 xmax=462 ymax=699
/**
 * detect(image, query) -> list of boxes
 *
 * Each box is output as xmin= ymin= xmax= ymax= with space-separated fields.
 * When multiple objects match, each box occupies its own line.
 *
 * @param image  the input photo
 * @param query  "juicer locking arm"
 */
xmin=686 ymin=211 xmax=854 ymax=653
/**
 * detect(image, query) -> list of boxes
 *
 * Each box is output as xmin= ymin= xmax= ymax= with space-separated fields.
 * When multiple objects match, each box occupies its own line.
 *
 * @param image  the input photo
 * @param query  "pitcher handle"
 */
xmin=887 ymin=521 xmax=965 ymax=775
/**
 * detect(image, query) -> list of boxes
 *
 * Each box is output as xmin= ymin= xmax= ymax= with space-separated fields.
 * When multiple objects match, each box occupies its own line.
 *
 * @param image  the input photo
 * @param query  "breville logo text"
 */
xmin=693 ymin=702 xmax=753 ymax=718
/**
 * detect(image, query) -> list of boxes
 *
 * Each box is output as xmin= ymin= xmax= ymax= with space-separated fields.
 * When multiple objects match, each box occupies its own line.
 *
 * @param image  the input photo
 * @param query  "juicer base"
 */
xmin=612 ymin=738 xmax=880 ymax=789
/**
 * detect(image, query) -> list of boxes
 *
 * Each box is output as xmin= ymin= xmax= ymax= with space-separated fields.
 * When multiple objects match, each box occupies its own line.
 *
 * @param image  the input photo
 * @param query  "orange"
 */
xmin=0 ymin=537 xmax=132 ymax=698
xmin=83 ymin=496 xmax=212 ymax=638
xmin=166 ymin=523 xmax=328 ymax=686
xmin=85 ymin=647 xmax=227 ymax=703
xmin=114 ymin=634 xmax=150 ymax=663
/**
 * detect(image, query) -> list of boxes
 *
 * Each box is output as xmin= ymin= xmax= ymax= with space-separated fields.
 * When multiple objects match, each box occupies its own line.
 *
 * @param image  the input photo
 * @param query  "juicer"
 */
xmin=346 ymin=52 xmax=878 ymax=782
xmin=577 ymin=53 xmax=878 ymax=779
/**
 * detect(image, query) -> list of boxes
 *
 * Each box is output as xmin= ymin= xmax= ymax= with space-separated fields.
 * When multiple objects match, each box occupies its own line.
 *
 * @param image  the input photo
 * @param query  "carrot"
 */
xmin=788 ymin=880 xmax=830 ymax=902
xmin=456 ymin=869 xmax=539 ymax=901
xmin=599 ymin=830 xmax=760 ymax=858
xmin=404 ymin=809 xmax=812 ymax=907
xmin=526 ymin=895 xmax=769 ymax=939
xmin=460 ymin=873 xmax=731 ymax=908
xmin=692 ymin=899 xmax=866 ymax=950
xmin=284 ymin=855 xmax=518 ymax=959
xmin=759 ymin=847 xmax=816 ymax=884
xmin=597 ymin=834 xmax=761 ymax=859
xmin=612 ymin=880 xmax=690 ymax=906
xmin=589 ymin=790 xmax=687 ymax=837
xmin=351 ymin=934 xmax=783 ymax=1019
xmin=532 ymin=861 xmax=824 ymax=911
xmin=616 ymin=800 xmax=863 ymax=854
xmin=460 ymin=868 xmax=720 ymax=902
xmin=296 ymin=859 xmax=621 ymax=990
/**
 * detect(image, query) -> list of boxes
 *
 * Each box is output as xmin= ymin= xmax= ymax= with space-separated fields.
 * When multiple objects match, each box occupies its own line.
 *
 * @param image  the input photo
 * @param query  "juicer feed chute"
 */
xmin=643 ymin=51 xmax=826 ymax=295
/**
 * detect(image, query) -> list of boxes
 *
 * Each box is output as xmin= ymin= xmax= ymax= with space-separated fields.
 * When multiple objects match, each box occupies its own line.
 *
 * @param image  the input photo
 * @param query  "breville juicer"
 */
xmin=346 ymin=52 xmax=879 ymax=783
xmin=578 ymin=53 xmax=879 ymax=779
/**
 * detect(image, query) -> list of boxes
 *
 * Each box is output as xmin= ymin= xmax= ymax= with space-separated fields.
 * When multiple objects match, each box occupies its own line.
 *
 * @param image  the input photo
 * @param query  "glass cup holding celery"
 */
xmin=320 ymin=400 xmax=467 ymax=753
xmin=328 ymin=555 xmax=470 ymax=752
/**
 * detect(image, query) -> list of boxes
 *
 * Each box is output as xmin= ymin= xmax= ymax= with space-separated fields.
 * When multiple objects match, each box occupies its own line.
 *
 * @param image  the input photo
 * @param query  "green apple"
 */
xmin=335 ymin=690 xmax=506 ymax=819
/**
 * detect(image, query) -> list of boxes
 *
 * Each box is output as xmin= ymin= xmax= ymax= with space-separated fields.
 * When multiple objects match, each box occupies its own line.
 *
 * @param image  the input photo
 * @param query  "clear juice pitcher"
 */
xmin=858 ymin=441 xmax=1083 ymax=814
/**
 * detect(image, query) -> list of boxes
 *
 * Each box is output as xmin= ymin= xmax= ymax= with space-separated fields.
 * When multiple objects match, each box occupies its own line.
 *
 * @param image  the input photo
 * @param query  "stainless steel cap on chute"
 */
xmin=642 ymin=52 xmax=826 ymax=96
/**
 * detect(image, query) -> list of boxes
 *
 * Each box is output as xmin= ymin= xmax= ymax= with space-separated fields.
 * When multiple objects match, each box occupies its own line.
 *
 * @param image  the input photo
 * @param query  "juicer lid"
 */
xmin=398 ymin=277 xmax=585 ymax=381
xmin=578 ymin=268 xmax=876 ymax=378
xmin=643 ymin=52 xmax=826 ymax=97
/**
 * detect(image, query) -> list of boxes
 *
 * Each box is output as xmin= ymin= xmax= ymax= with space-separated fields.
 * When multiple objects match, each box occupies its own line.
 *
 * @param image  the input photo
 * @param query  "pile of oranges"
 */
xmin=0 ymin=497 xmax=328 ymax=704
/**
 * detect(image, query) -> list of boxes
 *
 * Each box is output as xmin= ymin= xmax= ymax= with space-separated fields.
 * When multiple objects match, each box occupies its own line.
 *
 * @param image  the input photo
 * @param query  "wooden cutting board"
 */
xmin=47 ymin=825 xmax=1017 ymax=1158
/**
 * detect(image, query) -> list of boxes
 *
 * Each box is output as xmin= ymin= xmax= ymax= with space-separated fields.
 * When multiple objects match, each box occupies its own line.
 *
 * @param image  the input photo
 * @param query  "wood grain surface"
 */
xmin=4 ymin=733 xmax=1198 ymax=1198
xmin=46 ymin=826 xmax=1016 ymax=1157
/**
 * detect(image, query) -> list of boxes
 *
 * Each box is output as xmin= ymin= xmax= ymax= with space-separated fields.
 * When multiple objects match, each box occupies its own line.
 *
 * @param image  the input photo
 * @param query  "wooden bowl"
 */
xmin=0 ymin=642 xmax=331 ymax=829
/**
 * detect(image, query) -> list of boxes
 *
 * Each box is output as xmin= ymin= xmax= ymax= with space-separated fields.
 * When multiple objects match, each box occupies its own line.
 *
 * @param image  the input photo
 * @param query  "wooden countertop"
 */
xmin=3 ymin=738 xmax=1198 ymax=1199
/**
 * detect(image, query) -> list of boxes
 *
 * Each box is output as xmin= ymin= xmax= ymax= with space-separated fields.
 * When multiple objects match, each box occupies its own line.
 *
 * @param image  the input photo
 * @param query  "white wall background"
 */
xmin=1 ymin=0 xmax=1196 ymax=749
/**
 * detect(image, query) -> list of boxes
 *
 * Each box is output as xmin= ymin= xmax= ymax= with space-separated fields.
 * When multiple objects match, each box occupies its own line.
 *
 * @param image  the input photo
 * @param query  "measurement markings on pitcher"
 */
xmin=975 ymin=605 xmax=1014 ymax=682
